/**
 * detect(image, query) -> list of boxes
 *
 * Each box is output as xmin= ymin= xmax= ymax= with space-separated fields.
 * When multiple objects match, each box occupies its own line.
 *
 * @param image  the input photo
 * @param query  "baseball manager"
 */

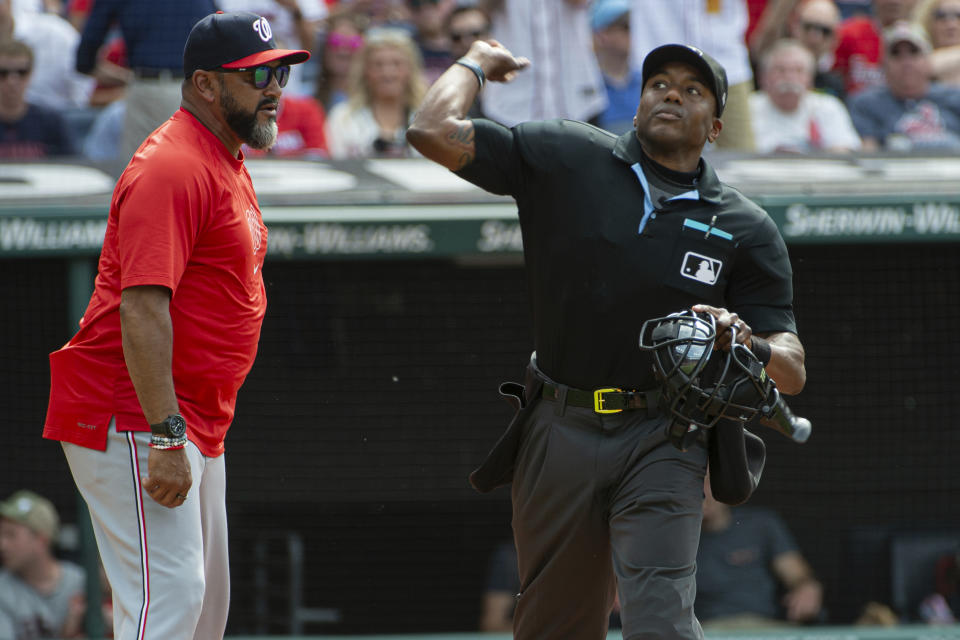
xmin=43 ymin=11 xmax=308 ymax=639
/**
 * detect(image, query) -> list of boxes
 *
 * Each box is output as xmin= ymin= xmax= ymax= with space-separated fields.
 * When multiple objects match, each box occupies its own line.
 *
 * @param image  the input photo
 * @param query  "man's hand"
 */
xmin=464 ymin=39 xmax=530 ymax=83
xmin=142 ymin=448 xmax=192 ymax=508
xmin=693 ymin=303 xmax=806 ymax=393
xmin=783 ymin=579 xmax=823 ymax=622
xmin=691 ymin=304 xmax=751 ymax=352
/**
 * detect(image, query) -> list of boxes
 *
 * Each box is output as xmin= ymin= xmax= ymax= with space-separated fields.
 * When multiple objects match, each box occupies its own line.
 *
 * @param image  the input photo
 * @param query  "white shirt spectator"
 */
xmin=628 ymin=0 xmax=753 ymax=87
xmin=749 ymin=90 xmax=862 ymax=153
xmin=481 ymin=0 xmax=607 ymax=126
xmin=14 ymin=12 xmax=94 ymax=110
xmin=325 ymin=102 xmax=418 ymax=159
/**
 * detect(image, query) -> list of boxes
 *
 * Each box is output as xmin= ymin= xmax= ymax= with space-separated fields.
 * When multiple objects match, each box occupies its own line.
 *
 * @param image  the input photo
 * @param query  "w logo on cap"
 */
xmin=252 ymin=17 xmax=273 ymax=42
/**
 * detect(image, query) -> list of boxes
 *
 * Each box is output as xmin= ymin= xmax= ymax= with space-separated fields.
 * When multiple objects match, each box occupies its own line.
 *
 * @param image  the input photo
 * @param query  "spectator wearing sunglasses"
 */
xmin=444 ymin=2 xmax=490 ymax=118
xmin=913 ymin=0 xmax=960 ymax=84
xmin=789 ymin=0 xmax=847 ymax=98
xmin=0 ymin=39 xmax=76 ymax=158
xmin=315 ymin=11 xmax=366 ymax=111
xmin=325 ymin=27 xmax=427 ymax=158
xmin=0 ymin=0 xmax=94 ymax=112
xmin=446 ymin=2 xmax=491 ymax=59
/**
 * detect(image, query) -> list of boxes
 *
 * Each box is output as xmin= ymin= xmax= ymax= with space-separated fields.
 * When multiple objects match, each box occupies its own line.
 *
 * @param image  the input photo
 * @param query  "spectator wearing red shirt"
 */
xmin=833 ymin=0 xmax=918 ymax=96
xmin=43 ymin=11 xmax=309 ymax=639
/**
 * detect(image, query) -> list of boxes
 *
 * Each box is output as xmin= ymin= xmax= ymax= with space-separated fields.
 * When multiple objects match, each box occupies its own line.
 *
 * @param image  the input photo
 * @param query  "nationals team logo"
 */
xmin=252 ymin=17 xmax=273 ymax=42
xmin=245 ymin=205 xmax=263 ymax=255
xmin=680 ymin=251 xmax=722 ymax=285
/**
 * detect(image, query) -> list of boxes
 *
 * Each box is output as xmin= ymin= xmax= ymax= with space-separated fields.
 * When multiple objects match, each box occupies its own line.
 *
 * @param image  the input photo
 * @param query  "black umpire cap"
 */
xmin=641 ymin=44 xmax=728 ymax=117
xmin=183 ymin=11 xmax=310 ymax=79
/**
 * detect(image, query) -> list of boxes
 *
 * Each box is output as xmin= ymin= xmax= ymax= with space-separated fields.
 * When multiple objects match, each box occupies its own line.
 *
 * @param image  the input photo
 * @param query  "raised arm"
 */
xmin=406 ymin=40 xmax=529 ymax=171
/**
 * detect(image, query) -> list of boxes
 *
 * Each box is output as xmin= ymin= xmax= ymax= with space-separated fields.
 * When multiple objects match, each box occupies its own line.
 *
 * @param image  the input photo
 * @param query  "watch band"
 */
xmin=150 ymin=413 xmax=186 ymax=438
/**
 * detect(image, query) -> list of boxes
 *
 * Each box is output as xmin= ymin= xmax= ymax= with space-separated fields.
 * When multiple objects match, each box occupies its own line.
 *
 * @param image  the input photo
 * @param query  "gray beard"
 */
xmin=221 ymin=90 xmax=278 ymax=150
xmin=245 ymin=118 xmax=279 ymax=150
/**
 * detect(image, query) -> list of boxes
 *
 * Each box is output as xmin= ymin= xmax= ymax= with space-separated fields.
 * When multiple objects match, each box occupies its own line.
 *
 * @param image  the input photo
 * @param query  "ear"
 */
xmin=191 ymin=70 xmax=220 ymax=104
xmin=707 ymin=117 xmax=722 ymax=144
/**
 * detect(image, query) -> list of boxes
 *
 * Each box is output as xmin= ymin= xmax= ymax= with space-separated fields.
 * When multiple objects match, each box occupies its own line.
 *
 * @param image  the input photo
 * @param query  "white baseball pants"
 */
xmin=62 ymin=425 xmax=229 ymax=640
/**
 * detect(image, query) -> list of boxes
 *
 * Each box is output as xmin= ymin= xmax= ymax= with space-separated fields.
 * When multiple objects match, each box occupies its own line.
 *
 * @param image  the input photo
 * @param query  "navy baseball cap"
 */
xmin=183 ymin=11 xmax=310 ymax=79
xmin=641 ymin=44 xmax=728 ymax=117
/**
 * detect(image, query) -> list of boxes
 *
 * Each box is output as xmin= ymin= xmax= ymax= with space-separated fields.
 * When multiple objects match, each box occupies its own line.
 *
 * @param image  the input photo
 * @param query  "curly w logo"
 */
xmin=252 ymin=17 xmax=273 ymax=42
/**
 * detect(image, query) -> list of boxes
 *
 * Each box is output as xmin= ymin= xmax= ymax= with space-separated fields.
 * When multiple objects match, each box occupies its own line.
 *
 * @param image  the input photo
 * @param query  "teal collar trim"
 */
xmin=631 ymin=166 xmax=704 ymax=234
xmin=613 ymin=130 xmax=725 ymax=204
xmin=630 ymin=162 xmax=657 ymax=234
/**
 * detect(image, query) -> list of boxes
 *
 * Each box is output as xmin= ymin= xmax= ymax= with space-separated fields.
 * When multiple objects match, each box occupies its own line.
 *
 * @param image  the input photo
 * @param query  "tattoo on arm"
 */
xmin=447 ymin=123 xmax=475 ymax=169
xmin=447 ymin=123 xmax=474 ymax=146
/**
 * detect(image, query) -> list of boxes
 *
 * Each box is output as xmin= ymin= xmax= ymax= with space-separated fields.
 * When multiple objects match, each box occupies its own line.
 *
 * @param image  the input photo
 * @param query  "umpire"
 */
xmin=407 ymin=42 xmax=806 ymax=639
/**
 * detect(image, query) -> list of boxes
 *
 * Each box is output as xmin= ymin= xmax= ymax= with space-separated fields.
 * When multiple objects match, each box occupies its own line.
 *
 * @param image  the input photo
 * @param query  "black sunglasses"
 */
xmin=219 ymin=64 xmax=290 ymax=89
xmin=450 ymin=29 xmax=487 ymax=44
xmin=0 ymin=67 xmax=30 ymax=80
xmin=801 ymin=21 xmax=834 ymax=37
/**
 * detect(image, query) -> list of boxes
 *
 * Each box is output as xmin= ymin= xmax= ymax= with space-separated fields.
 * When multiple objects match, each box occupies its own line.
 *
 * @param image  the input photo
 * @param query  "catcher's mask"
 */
xmin=638 ymin=310 xmax=776 ymax=450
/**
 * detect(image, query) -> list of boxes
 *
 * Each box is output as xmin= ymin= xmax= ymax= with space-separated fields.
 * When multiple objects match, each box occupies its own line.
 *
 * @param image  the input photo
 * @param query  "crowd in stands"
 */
xmin=3 ymin=1 xmax=960 ymax=160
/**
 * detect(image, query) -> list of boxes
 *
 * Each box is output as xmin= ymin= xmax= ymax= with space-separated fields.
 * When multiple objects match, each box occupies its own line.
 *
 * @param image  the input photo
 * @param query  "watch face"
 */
xmin=167 ymin=415 xmax=187 ymax=438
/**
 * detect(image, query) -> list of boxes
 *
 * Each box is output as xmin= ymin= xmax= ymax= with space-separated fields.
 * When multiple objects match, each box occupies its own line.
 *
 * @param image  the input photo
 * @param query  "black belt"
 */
xmin=134 ymin=67 xmax=180 ymax=79
xmin=542 ymin=383 xmax=659 ymax=414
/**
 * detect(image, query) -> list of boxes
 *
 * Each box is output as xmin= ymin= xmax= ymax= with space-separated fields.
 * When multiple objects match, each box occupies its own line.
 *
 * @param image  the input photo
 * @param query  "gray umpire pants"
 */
xmin=510 ymin=398 xmax=708 ymax=640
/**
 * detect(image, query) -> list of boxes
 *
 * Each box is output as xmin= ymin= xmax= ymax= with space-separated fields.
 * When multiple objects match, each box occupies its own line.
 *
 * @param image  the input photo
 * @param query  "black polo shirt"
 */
xmin=456 ymin=118 xmax=796 ymax=390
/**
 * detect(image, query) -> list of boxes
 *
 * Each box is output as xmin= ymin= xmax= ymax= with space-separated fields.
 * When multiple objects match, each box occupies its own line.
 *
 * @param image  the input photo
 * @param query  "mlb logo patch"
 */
xmin=681 ymin=251 xmax=722 ymax=285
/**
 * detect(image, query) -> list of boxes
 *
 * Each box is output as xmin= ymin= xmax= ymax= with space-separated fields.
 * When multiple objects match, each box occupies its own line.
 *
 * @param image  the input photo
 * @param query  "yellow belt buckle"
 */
xmin=593 ymin=388 xmax=623 ymax=414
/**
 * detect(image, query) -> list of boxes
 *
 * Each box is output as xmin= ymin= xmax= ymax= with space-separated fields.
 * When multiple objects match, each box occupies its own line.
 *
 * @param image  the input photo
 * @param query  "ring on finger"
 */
xmin=176 ymin=493 xmax=187 ymax=500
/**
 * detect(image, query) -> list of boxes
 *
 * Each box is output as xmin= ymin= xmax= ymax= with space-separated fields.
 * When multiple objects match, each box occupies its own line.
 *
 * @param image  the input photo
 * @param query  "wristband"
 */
xmin=455 ymin=57 xmax=485 ymax=90
xmin=150 ymin=434 xmax=188 ymax=450
xmin=749 ymin=336 xmax=772 ymax=366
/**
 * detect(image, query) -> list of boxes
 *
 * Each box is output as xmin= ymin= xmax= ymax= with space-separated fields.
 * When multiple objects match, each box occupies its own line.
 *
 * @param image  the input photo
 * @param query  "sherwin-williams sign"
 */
xmin=4 ymin=198 xmax=960 ymax=258
xmin=763 ymin=198 xmax=960 ymax=243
